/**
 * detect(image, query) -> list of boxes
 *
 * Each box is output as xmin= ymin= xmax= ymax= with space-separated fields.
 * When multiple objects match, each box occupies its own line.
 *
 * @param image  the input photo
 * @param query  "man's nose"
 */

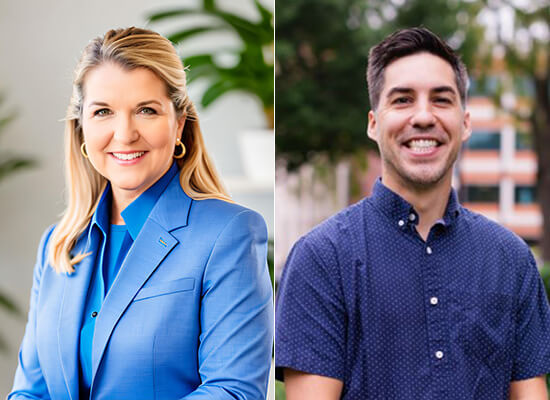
xmin=113 ymin=114 xmax=139 ymax=143
xmin=410 ymin=100 xmax=436 ymax=130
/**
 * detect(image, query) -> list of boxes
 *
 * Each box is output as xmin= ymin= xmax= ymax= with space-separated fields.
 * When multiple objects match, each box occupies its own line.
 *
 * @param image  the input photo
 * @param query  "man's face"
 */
xmin=367 ymin=52 xmax=471 ymax=191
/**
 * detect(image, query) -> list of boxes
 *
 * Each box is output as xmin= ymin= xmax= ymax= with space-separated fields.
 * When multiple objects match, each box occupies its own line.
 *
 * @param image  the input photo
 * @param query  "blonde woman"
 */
xmin=9 ymin=27 xmax=273 ymax=400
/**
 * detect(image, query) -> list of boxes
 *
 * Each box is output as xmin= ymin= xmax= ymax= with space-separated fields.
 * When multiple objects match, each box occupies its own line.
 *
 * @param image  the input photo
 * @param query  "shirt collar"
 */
xmin=369 ymin=178 xmax=460 ymax=229
xmin=91 ymin=185 xmax=112 ymax=237
xmin=121 ymin=162 xmax=180 ymax=240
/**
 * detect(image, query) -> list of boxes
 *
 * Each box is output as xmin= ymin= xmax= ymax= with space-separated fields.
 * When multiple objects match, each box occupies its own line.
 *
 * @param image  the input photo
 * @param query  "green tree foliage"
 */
xmin=275 ymin=0 xmax=483 ymax=171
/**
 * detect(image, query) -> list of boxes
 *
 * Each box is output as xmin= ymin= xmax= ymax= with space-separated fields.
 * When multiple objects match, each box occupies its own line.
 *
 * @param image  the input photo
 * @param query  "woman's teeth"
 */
xmin=112 ymin=151 xmax=145 ymax=161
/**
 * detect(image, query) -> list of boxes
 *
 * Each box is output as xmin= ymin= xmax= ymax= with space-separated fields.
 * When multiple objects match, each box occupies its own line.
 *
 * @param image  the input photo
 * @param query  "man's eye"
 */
xmin=139 ymin=107 xmax=157 ymax=115
xmin=434 ymin=97 xmax=452 ymax=104
xmin=94 ymin=108 xmax=111 ymax=116
xmin=393 ymin=97 xmax=412 ymax=104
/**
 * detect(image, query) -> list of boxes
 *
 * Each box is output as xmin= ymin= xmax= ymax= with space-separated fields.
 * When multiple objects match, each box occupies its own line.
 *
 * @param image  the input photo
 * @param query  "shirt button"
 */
xmin=435 ymin=350 xmax=444 ymax=359
xmin=91 ymin=311 xmax=98 ymax=318
xmin=426 ymin=246 xmax=432 ymax=255
xmin=408 ymin=213 xmax=416 ymax=221
xmin=430 ymin=297 xmax=439 ymax=305
xmin=398 ymin=220 xmax=405 ymax=227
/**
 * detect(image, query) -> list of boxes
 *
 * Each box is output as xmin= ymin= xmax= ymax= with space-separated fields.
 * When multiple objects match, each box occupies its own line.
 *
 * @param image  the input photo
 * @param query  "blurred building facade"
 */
xmin=458 ymin=96 xmax=540 ymax=242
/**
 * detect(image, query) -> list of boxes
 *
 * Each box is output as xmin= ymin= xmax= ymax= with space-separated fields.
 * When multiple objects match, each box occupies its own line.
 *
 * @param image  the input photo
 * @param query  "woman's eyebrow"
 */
xmin=87 ymin=100 xmax=164 ymax=107
xmin=88 ymin=101 xmax=110 ymax=107
xmin=136 ymin=100 xmax=163 ymax=107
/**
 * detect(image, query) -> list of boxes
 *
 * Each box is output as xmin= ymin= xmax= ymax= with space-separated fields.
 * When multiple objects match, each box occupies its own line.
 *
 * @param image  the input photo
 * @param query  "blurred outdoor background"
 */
xmin=275 ymin=0 xmax=549 ymax=397
xmin=0 ymin=0 xmax=274 ymax=397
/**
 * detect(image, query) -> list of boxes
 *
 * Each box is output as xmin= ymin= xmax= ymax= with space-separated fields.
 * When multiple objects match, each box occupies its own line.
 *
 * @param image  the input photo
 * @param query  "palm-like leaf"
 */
xmin=0 ymin=92 xmax=30 ymax=352
xmin=0 ymin=158 xmax=36 ymax=183
xmin=0 ymin=292 xmax=19 ymax=315
xmin=0 ymin=100 xmax=36 ymax=183
xmin=166 ymin=26 xmax=227 ymax=43
xmin=148 ymin=0 xmax=274 ymax=128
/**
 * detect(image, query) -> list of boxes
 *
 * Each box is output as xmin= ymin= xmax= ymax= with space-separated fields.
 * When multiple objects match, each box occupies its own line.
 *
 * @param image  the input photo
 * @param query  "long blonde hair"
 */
xmin=49 ymin=27 xmax=231 ymax=274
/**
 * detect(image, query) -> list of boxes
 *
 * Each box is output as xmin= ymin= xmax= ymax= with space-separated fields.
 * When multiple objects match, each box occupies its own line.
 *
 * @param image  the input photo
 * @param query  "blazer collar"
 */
xmin=148 ymin=171 xmax=192 ymax=232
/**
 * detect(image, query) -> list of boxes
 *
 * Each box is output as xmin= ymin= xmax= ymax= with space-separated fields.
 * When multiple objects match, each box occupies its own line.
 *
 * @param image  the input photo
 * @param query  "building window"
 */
xmin=515 ymin=132 xmax=533 ymax=150
xmin=466 ymin=131 xmax=500 ymax=150
xmin=469 ymin=76 xmax=499 ymax=96
xmin=515 ymin=185 xmax=537 ymax=204
xmin=465 ymin=185 xmax=499 ymax=203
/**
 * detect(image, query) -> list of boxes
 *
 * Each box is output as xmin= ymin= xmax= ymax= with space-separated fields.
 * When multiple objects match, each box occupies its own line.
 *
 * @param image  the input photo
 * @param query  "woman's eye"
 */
xmin=139 ymin=107 xmax=157 ymax=115
xmin=94 ymin=108 xmax=111 ymax=117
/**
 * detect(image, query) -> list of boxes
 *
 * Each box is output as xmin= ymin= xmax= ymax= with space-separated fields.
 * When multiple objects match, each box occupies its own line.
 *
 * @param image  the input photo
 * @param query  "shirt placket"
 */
xmin=421 ymin=230 xmax=451 ymax=399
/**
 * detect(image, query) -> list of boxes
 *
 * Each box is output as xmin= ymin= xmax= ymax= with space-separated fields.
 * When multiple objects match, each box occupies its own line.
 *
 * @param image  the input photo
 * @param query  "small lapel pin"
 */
xmin=158 ymin=237 xmax=168 ymax=247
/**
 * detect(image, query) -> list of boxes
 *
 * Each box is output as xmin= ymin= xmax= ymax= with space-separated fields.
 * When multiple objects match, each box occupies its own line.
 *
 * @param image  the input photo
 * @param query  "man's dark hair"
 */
xmin=367 ymin=27 xmax=468 ymax=110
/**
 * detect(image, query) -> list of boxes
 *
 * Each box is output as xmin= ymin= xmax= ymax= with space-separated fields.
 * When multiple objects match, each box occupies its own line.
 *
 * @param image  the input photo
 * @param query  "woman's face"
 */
xmin=81 ymin=62 xmax=184 ymax=205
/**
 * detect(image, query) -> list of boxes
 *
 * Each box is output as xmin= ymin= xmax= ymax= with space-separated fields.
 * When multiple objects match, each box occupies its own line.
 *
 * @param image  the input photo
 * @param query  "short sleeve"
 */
xmin=275 ymin=235 xmax=346 ymax=382
xmin=511 ymin=251 xmax=550 ymax=380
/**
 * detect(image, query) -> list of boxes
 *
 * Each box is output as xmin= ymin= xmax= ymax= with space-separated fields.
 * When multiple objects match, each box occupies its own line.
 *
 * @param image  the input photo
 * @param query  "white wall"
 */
xmin=0 ymin=0 xmax=273 ymax=395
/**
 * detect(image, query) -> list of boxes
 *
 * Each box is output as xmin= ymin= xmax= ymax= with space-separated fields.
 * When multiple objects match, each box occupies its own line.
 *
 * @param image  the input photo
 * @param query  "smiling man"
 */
xmin=275 ymin=28 xmax=550 ymax=399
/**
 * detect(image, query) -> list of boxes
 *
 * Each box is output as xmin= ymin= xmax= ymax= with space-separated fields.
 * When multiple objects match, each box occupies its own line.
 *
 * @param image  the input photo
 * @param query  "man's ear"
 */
xmin=461 ymin=110 xmax=472 ymax=142
xmin=367 ymin=110 xmax=378 ymax=142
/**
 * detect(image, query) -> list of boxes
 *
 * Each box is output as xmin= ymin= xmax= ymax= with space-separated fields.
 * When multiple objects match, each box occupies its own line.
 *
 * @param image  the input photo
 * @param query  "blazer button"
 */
xmin=91 ymin=311 xmax=98 ymax=318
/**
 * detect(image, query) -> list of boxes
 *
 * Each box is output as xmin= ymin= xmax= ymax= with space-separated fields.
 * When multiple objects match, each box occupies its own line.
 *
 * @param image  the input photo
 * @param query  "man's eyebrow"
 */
xmin=386 ymin=87 xmax=414 ymax=98
xmin=385 ymin=86 xmax=458 ymax=98
xmin=432 ymin=86 xmax=457 ymax=96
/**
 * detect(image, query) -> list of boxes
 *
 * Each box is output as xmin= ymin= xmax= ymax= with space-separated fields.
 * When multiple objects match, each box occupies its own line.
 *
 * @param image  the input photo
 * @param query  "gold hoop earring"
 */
xmin=174 ymin=138 xmax=186 ymax=159
xmin=80 ymin=142 xmax=89 ymax=159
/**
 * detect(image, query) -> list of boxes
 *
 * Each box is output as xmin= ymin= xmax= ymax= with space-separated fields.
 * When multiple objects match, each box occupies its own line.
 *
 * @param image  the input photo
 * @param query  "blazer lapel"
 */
xmin=57 ymin=227 xmax=98 ymax=400
xmin=90 ymin=175 xmax=192 ymax=386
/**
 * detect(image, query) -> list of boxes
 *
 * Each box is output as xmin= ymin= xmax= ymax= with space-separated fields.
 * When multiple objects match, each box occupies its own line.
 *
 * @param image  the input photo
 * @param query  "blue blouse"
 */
xmin=79 ymin=163 xmax=179 ymax=396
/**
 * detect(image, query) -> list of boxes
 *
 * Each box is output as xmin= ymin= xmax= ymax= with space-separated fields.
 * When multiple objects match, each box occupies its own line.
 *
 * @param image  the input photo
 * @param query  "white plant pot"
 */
xmin=238 ymin=129 xmax=274 ymax=183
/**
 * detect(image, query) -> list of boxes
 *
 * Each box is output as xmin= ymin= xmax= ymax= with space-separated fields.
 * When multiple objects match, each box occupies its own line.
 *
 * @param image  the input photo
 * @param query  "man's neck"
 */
xmin=381 ymin=173 xmax=452 ymax=241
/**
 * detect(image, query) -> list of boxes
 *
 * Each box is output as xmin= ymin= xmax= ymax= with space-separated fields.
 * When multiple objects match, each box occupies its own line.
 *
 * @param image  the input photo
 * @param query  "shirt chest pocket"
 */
xmin=451 ymin=291 xmax=515 ymax=366
xmin=134 ymin=277 xmax=195 ymax=302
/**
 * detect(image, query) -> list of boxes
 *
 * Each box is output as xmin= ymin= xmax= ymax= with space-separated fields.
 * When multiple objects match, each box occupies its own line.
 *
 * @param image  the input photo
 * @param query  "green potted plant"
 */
xmin=0 ymin=92 xmax=35 ymax=352
xmin=148 ymin=0 xmax=274 ymax=183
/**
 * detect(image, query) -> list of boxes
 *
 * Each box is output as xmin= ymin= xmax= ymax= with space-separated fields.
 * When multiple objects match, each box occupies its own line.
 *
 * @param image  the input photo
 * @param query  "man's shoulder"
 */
xmin=307 ymin=197 xmax=366 ymax=235
xmin=460 ymin=206 xmax=531 ymax=256
xmin=298 ymin=198 xmax=368 ymax=255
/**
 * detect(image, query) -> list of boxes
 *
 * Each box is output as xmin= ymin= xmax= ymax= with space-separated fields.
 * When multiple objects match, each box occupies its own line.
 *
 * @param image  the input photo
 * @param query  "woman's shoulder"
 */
xmin=190 ymin=198 xmax=267 ymax=236
xmin=37 ymin=224 xmax=57 ymax=261
xmin=27 ymin=223 xmax=58 ymax=280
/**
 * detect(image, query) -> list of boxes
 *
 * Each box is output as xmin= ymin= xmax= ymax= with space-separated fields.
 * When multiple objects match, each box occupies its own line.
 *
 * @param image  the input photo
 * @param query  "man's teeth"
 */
xmin=112 ymin=152 xmax=145 ymax=161
xmin=407 ymin=139 xmax=438 ymax=152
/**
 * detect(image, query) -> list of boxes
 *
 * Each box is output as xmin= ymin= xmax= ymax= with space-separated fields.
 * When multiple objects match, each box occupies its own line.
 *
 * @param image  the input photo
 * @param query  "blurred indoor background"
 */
xmin=0 ymin=0 xmax=274 ymax=396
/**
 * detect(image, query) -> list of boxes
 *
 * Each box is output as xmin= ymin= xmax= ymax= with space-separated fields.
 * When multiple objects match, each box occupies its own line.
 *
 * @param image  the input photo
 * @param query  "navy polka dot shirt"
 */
xmin=276 ymin=179 xmax=550 ymax=399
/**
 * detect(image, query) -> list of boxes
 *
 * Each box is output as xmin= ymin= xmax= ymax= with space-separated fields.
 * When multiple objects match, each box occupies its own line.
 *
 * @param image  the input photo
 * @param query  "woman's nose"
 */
xmin=113 ymin=114 xmax=139 ymax=143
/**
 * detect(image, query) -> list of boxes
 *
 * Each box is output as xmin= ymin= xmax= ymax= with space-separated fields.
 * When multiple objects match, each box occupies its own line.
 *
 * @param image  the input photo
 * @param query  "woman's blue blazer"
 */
xmin=9 ymin=173 xmax=274 ymax=400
